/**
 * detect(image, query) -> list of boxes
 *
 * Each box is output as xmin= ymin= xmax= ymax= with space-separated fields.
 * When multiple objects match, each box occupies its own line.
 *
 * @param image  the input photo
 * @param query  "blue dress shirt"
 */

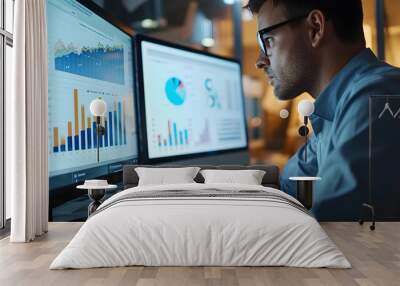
xmin=280 ymin=48 xmax=400 ymax=220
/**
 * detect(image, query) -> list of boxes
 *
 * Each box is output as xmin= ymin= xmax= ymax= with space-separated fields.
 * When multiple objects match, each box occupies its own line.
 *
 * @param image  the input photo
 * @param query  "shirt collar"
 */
xmin=311 ymin=48 xmax=378 ymax=122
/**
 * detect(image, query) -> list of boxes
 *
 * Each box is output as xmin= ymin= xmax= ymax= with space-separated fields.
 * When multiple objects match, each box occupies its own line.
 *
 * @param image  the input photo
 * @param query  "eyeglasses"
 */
xmin=257 ymin=14 xmax=309 ymax=56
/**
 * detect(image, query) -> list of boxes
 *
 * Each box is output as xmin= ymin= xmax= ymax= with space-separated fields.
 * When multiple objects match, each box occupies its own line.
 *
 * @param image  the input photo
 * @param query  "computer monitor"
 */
xmin=47 ymin=0 xmax=138 ymax=188
xmin=134 ymin=35 xmax=248 ymax=163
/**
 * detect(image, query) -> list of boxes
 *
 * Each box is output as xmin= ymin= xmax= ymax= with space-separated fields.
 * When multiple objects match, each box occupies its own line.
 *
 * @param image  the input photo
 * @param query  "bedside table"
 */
xmin=289 ymin=177 xmax=321 ymax=210
xmin=77 ymin=184 xmax=117 ymax=216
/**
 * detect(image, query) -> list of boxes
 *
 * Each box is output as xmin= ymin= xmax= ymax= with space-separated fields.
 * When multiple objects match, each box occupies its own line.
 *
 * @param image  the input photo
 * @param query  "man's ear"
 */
xmin=307 ymin=10 xmax=326 ymax=48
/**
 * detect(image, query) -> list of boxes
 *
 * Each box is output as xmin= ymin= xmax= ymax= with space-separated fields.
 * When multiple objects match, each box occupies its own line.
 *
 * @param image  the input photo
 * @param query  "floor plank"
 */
xmin=0 ymin=222 xmax=399 ymax=286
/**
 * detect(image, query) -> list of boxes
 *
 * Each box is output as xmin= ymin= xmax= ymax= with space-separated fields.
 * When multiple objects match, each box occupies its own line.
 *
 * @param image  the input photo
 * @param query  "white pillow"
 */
xmin=135 ymin=167 xmax=200 ymax=186
xmin=200 ymin=169 xmax=266 ymax=185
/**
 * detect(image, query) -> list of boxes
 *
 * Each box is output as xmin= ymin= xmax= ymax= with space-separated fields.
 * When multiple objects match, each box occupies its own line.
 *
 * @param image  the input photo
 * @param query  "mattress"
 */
xmin=50 ymin=183 xmax=351 ymax=269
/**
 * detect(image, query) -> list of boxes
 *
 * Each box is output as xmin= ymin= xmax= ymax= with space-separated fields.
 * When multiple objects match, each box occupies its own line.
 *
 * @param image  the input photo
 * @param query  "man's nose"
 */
xmin=255 ymin=51 xmax=270 ymax=69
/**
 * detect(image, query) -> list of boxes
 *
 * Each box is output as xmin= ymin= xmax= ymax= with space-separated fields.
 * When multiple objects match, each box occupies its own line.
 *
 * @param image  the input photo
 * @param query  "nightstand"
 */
xmin=77 ymin=184 xmax=117 ymax=216
xmin=289 ymin=177 xmax=321 ymax=210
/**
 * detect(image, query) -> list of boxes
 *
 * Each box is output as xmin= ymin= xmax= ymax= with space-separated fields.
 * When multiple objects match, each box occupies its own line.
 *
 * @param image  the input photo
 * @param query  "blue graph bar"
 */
xmin=93 ymin=122 xmax=97 ymax=148
xmin=105 ymin=120 xmax=108 ymax=147
xmin=123 ymin=118 xmax=127 ymax=145
xmin=114 ymin=109 xmax=118 ymax=146
xmin=109 ymin=111 xmax=113 ymax=146
xmin=118 ymin=102 xmax=122 ymax=146
xmin=60 ymin=144 xmax=66 ymax=152
xmin=53 ymin=146 xmax=59 ymax=153
xmin=80 ymin=130 xmax=86 ymax=150
xmin=173 ymin=123 xmax=178 ymax=146
xmin=168 ymin=134 xmax=172 ymax=146
xmin=87 ymin=128 xmax=92 ymax=149
xmin=67 ymin=136 xmax=73 ymax=151
xmin=74 ymin=135 xmax=80 ymax=151
xmin=184 ymin=129 xmax=189 ymax=145
xmin=179 ymin=131 xmax=183 ymax=145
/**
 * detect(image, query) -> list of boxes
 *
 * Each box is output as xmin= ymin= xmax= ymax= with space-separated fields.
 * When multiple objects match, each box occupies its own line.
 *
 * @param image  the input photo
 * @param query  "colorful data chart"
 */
xmin=165 ymin=77 xmax=186 ymax=106
xmin=54 ymin=40 xmax=125 ymax=85
xmin=156 ymin=120 xmax=189 ymax=148
xmin=52 ymin=89 xmax=127 ymax=153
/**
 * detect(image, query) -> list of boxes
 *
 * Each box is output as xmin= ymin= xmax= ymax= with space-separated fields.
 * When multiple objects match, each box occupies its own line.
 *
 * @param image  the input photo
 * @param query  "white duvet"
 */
xmin=50 ymin=183 xmax=351 ymax=269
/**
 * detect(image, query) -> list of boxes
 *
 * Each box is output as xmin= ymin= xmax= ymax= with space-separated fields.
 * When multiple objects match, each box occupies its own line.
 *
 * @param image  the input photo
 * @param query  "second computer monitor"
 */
xmin=135 ymin=35 xmax=248 ymax=163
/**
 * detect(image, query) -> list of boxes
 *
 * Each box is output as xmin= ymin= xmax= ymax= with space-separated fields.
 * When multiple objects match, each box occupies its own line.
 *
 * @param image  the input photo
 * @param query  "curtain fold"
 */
xmin=9 ymin=0 xmax=49 ymax=242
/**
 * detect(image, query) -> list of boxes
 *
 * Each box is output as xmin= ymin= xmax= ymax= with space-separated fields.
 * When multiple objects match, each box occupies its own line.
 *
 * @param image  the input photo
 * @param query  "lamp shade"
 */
xmin=298 ymin=100 xmax=315 ymax=117
xmin=90 ymin=98 xmax=107 ymax=117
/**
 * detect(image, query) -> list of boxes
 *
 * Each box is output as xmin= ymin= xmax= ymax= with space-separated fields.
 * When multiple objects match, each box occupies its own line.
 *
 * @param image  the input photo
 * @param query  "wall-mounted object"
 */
xmin=90 ymin=98 xmax=107 ymax=162
xmin=297 ymin=100 xmax=315 ymax=162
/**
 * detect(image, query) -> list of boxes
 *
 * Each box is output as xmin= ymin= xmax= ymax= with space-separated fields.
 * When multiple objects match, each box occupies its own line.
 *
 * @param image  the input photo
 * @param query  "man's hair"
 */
xmin=244 ymin=0 xmax=365 ymax=44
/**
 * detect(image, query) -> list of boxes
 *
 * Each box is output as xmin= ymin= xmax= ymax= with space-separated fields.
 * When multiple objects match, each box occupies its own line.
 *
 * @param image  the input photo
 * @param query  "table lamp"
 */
xmin=298 ymin=100 xmax=315 ymax=163
xmin=90 ymin=97 xmax=107 ymax=162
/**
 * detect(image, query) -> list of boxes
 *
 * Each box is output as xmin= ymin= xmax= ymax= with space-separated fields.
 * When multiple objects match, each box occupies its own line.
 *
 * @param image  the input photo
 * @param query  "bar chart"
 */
xmin=156 ymin=120 xmax=190 ymax=148
xmin=47 ymin=0 xmax=138 ymax=179
xmin=52 ymin=88 xmax=128 ymax=153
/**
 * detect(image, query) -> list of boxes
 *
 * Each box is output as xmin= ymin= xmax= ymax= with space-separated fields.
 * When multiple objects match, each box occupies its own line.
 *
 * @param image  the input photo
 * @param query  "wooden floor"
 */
xmin=0 ymin=222 xmax=399 ymax=286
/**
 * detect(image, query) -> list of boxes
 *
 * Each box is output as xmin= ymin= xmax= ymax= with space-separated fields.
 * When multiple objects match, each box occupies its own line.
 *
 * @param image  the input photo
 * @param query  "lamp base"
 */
xmin=296 ymin=180 xmax=314 ymax=210
xmin=87 ymin=189 xmax=106 ymax=216
xmin=289 ymin=177 xmax=321 ymax=210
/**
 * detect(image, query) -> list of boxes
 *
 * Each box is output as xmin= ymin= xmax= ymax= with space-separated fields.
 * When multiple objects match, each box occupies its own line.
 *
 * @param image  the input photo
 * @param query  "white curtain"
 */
xmin=8 ymin=0 xmax=49 ymax=242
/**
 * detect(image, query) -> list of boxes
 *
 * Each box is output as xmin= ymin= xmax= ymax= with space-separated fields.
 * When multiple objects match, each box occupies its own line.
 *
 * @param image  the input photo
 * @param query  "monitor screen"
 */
xmin=136 ymin=36 xmax=248 ymax=161
xmin=47 ymin=0 xmax=138 ymax=187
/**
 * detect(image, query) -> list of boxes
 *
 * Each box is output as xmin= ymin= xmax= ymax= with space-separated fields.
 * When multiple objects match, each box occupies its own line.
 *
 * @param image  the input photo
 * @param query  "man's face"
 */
xmin=256 ymin=1 xmax=312 ymax=100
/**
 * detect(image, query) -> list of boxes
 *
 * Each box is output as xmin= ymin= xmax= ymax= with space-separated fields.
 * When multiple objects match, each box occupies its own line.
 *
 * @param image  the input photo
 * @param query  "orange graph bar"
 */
xmin=53 ymin=127 xmax=59 ymax=147
xmin=81 ymin=105 xmax=85 ymax=130
xmin=68 ymin=121 xmax=72 ymax=136
xmin=60 ymin=135 xmax=66 ymax=152
xmin=74 ymin=89 xmax=79 ymax=136
xmin=87 ymin=117 xmax=91 ymax=128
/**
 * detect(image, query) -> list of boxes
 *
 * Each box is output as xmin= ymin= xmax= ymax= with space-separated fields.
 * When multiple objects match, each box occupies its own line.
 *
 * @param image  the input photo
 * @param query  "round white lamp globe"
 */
xmin=297 ymin=100 xmax=315 ymax=117
xmin=90 ymin=98 xmax=107 ymax=117
xmin=280 ymin=109 xmax=289 ymax=119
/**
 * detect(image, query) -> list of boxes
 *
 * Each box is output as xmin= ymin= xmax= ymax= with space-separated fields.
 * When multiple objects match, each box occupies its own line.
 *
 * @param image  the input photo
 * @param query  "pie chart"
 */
xmin=165 ymin=77 xmax=186 ymax=106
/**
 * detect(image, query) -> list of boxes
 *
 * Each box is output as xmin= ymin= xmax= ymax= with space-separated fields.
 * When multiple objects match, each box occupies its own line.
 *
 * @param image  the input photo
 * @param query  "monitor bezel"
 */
xmin=76 ymin=0 xmax=134 ymax=36
xmin=48 ymin=0 xmax=139 ymax=184
xmin=134 ymin=34 xmax=249 ymax=164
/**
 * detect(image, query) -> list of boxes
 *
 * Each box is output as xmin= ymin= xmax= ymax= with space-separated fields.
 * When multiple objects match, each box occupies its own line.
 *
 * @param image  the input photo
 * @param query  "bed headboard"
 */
xmin=122 ymin=165 xmax=281 ymax=190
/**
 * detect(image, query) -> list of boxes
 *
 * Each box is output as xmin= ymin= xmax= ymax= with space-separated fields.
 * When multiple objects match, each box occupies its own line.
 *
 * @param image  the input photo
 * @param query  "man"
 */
xmin=245 ymin=0 xmax=400 ymax=220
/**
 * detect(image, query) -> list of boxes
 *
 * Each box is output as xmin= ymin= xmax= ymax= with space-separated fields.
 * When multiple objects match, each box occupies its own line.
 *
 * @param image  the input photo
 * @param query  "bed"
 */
xmin=50 ymin=165 xmax=351 ymax=269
